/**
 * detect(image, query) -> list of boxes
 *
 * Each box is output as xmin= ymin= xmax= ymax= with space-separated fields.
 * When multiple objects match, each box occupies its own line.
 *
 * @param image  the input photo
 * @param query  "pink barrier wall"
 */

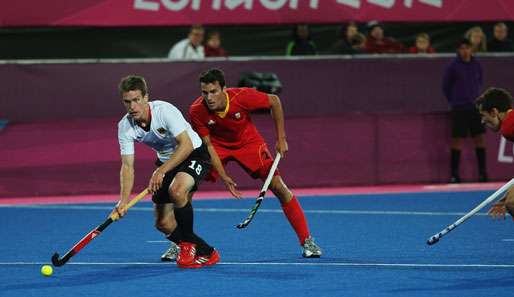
xmin=0 ymin=114 xmax=512 ymax=198
xmin=2 ymin=56 xmax=514 ymax=122
xmin=0 ymin=57 xmax=512 ymax=197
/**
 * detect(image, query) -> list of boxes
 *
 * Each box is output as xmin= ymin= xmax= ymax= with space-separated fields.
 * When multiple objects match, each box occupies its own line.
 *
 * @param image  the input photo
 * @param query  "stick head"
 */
xmin=51 ymin=253 xmax=65 ymax=267
xmin=427 ymin=236 xmax=440 ymax=245
xmin=236 ymin=221 xmax=250 ymax=229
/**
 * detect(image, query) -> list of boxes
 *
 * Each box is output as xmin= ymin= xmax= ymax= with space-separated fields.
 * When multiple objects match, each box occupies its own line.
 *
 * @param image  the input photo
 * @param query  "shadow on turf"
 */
xmin=0 ymin=265 xmax=174 ymax=291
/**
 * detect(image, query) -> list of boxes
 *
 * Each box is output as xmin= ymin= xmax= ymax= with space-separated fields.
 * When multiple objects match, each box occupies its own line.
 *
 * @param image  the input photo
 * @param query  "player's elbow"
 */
xmin=268 ymin=94 xmax=282 ymax=109
xmin=120 ymin=163 xmax=134 ymax=176
xmin=269 ymin=94 xmax=280 ymax=103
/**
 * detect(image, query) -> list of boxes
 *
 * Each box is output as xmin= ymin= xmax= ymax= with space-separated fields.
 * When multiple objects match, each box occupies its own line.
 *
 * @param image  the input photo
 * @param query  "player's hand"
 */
xmin=276 ymin=137 xmax=288 ymax=157
xmin=488 ymin=200 xmax=507 ymax=220
xmin=111 ymin=200 xmax=128 ymax=220
xmin=149 ymin=169 xmax=165 ymax=194
xmin=221 ymin=174 xmax=242 ymax=199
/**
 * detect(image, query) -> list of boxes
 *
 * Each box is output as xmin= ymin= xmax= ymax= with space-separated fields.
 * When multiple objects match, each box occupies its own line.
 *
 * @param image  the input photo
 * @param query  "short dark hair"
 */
xmin=457 ymin=38 xmax=472 ymax=48
xmin=476 ymin=87 xmax=513 ymax=112
xmin=199 ymin=68 xmax=226 ymax=88
xmin=118 ymin=75 xmax=148 ymax=97
xmin=190 ymin=24 xmax=204 ymax=33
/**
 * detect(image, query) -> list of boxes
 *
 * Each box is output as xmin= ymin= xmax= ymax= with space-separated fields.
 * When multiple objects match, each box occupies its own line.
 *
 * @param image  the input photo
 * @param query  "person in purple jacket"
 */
xmin=442 ymin=38 xmax=487 ymax=183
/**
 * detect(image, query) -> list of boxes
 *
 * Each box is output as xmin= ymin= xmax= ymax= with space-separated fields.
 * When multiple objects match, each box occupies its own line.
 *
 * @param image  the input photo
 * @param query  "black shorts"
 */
xmin=152 ymin=144 xmax=211 ymax=204
xmin=451 ymin=107 xmax=485 ymax=138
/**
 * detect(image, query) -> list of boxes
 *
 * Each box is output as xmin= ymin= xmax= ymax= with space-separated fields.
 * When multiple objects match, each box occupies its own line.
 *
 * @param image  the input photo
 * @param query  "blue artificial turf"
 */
xmin=1 ymin=190 xmax=513 ymax=297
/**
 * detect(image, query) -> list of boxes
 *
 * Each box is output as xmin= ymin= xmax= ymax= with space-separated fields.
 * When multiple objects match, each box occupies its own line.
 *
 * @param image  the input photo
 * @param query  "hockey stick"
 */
xmin=236 ymin=153 xmax=282 ymax=229
xmin=51 ymin=188 xmax=149 ymax=266
xmin=427 ymin=178 xmax=514 ymax=245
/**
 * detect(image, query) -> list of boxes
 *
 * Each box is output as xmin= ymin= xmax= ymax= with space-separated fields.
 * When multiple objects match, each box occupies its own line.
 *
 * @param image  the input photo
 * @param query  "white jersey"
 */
xmin=167 ymin=39 xmax=205 ymax=60
xmin=118 ymin=100 xmax=202 ymax=162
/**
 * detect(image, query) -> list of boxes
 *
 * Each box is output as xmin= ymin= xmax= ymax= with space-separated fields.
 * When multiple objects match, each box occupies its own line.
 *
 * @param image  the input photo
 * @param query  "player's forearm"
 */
xmin=207 ymin=144 xmax=228 ymax=178
xmin=159 ymin=141 xmax=193 ymax=175
xmin=120 ymin=164 xmax=134 ymax=203
xmin=269 ymin=95 xmax=287 ymax=140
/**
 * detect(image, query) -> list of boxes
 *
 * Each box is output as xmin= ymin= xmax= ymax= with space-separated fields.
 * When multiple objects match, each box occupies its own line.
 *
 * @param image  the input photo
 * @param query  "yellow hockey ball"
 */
xmin=41 ymin=265 xmax=53 ymax=277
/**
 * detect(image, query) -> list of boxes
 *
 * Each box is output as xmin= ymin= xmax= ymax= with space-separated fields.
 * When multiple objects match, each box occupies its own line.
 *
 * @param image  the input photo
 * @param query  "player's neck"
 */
xmin=136 ymin=104 xmax=152 ymax=130
xmin=215 ymin=92 xmax=230 ymax=116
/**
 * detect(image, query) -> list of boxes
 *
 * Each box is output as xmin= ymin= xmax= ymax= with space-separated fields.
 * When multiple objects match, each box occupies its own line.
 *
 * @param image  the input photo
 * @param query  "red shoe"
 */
xmin=176 ymin=242 xmax=196 ymax=266
xmin=178 ymin=249 xmax=220 ymax=269
xmin=195 ymin=249 xmax=220 ymax=267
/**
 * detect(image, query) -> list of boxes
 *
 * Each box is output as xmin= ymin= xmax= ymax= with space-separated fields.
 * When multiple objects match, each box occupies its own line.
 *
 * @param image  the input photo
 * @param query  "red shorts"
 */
xmin=208 ymin=141 xmax=280 ymax=181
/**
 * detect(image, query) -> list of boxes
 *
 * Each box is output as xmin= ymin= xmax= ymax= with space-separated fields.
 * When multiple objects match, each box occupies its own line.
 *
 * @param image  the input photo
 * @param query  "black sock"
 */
xmin=173 ymin=202 xmax=214 ymax=256
xmin=166 ymin=227 xmax=183 ymax=245
xmin=451 ymin=149 xmax=461 ymax=177
xmin=173 ymin=202 xmax=195 ymax=237
xmin=475 ymin=147 xmax=487 ymax=178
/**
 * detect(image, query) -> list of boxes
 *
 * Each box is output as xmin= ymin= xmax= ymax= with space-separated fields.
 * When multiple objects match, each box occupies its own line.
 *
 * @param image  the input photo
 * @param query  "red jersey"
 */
xmin=501 ymin=110 xmax=514 ymax=142
xmin=189 ymin=88 xmax=271 ymax=149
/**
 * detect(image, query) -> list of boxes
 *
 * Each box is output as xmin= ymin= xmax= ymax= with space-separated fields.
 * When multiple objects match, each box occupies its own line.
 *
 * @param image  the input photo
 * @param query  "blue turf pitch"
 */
xmin=1 ymin=190 xmax=514 ymax=297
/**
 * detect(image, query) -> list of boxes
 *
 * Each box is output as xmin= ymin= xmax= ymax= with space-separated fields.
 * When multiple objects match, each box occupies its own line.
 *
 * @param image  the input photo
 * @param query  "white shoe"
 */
xmin=161 ymin=242 xmax=180 ymax=262
xmin=302 ymin=236 xmax=322 ymax=258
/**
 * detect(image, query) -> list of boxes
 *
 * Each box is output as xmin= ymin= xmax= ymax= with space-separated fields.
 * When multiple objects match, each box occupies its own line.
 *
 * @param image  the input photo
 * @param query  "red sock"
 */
xmin=281 ymin=195 xmax=310 ymax=245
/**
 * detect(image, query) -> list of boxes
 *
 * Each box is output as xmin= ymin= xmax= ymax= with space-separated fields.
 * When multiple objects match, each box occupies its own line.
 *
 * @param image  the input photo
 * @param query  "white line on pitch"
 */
xmin=146 ymin=240 xmax=168 ymax=243
xmin=0 ymin=204 xmax=491 ymax=217
xmin=2 ymin=262 xmax=514 ymax=268
xmin=502 ymin=239 xmax=514 ymax=242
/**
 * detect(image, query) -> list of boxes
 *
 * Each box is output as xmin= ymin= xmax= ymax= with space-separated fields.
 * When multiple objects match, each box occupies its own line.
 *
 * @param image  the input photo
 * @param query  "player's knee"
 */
xmin=270 ymin=177 xmax=292 ymax=203
xmin=168 ymin=184 xmax=188 ymax=206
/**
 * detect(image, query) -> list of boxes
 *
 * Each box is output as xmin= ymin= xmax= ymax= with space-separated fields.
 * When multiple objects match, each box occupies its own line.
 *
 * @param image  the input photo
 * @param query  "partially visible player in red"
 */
xmin=475 ymin=87 xmax=514 ymax=219
xmin=189 ymin=68 xmax=322 ymax=258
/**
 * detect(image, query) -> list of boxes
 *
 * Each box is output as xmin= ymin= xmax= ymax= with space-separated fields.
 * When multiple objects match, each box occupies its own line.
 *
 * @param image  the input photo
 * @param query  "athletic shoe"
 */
xmin=160 ymin=242 xmax=180 ymax=262
xmin=178 ymin=249 xmax=220 ymax=269
xmin=196 ymin=249 xmax=220 ymax=266
xmin=302 ymin=236 xmax=322 ymax=258
xmin=177 ymin=242 xmax=196 ymax=266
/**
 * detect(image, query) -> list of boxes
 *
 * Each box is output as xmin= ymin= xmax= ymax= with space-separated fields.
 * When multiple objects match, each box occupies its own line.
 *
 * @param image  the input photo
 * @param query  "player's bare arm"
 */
xmin=202 ymin=135 xmax=242 ymax=199
xmin=148 ymin=131 xmax=194 ymax=193
xmin=268 ymin=94 xmax=288 ymax=157
xmin=111 ymin=154 xmax=135 ymax=218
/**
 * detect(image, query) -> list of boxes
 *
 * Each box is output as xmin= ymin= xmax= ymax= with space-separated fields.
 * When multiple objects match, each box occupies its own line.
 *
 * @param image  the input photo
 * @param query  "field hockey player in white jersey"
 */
xmin=111 ymin=75 xmax=219 ymax=268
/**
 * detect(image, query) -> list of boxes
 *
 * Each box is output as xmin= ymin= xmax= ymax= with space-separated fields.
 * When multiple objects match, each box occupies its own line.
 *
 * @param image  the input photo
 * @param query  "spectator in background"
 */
xmin=350 ymin=33 xmax=367 ymax=53
xmin=488 ymin=22 xmax=514 ymax=52
xmin=364 ymin=21 xmax=404 ymax=54
xmin=204 ymin=31 xmax=228 ymax=57
xmin=464 ymin=26 xmax=487 ymax=53
xmin=442 ymin=39 xmax=487 ymax=183
xmin=329 ymin=22 xmax=366 ymax=55
xmin=408 ymin=33 xmax=435 ymax=54
xmin=286 ymin=24 xmax=317 ymax=56
xmin=168 ymin=25 xmax=205 ymax=60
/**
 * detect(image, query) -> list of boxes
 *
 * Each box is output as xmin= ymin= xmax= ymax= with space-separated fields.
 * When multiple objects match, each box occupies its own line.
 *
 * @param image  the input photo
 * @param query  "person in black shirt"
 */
xmin=488 ymin=22 xmax=514 ymax=52
xmin=286 ymin=24 xmax=317 ymax=56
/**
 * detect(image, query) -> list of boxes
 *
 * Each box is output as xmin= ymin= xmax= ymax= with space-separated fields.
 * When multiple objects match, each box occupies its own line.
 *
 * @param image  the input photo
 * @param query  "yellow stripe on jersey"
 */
xmin=215 ymin=91 xmax=230 ymax=118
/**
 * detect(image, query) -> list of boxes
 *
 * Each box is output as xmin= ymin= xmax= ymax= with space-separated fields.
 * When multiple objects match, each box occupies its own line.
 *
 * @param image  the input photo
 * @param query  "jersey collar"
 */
xmin=215 ymin=91 xmax=230 ymax=118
